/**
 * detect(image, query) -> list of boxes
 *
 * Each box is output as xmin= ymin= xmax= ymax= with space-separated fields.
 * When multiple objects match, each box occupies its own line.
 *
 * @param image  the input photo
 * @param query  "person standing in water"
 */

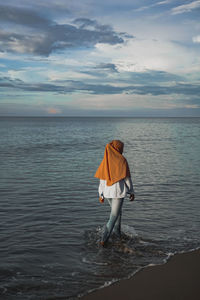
xmin=94 ymin=140 xmax=135 ymax=246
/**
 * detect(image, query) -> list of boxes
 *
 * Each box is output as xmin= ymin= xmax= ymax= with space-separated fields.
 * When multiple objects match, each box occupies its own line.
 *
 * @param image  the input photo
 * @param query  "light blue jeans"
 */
xmin=102 ymin=198 xmax=124 ymax=243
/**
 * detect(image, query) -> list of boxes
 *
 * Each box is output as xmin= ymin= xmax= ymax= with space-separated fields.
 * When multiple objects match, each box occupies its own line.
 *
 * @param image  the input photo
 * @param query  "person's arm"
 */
xmin=124 ymin=177 xmax=135 ymax=201
xmin=98 ymin=180 xmax=104 ymax=203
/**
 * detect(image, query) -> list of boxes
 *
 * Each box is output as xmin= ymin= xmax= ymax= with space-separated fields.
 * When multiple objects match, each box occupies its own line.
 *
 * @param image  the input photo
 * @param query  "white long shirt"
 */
xmin=98 ymin=177 xmax=134 ymax=199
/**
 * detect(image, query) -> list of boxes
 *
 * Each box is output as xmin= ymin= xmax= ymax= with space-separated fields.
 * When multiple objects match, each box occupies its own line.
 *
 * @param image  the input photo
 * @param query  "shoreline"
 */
xmin=80 ymin=248 xmax=200 ymax=300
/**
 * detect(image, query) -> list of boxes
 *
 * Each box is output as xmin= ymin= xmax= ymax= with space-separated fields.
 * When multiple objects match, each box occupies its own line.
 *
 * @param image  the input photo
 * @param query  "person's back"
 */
xmin=94 ymin=140 xmax=135 ymax=246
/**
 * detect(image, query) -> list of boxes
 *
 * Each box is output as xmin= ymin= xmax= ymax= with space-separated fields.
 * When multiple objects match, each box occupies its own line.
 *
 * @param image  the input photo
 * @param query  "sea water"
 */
xmin=0 ymin=117 xmax=200 ymax=299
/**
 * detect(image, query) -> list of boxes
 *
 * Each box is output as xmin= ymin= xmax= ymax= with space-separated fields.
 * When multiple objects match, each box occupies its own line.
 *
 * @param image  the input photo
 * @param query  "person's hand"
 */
xmin=99 ymin=196 xmax=104 ymax=203
xmin=129 ymin=194 xmax=135 ymax=201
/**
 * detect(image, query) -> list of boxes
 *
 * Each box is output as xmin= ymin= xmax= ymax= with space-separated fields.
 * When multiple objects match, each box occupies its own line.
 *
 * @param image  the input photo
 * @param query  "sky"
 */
xmin=0 ymin=0 xmax=200 ymax=117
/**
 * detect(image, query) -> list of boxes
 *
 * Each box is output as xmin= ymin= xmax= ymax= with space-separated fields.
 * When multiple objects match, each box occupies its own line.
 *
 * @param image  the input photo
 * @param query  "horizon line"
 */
xmin=0 ymin=115 xmax=200 ymax=118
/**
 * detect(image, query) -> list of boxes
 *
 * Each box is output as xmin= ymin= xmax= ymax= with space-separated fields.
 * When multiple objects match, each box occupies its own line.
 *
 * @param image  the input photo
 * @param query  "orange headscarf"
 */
xmin=94 ymin=140 xmax=131 ymax=186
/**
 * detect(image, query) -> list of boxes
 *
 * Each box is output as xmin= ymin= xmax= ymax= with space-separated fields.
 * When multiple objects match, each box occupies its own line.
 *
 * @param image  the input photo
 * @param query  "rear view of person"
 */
xmin=94 ymin=140 xmax=135 ymax=246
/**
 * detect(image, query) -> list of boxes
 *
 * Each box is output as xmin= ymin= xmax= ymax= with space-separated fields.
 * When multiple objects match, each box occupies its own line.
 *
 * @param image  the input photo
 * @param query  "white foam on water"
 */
xmin=82 ymin=257 xmax=108 ymax=266
xmin=77 ymin=278 xmax=119 ymax=299
xmin=121 ymin=224 xmax=138 ymax=238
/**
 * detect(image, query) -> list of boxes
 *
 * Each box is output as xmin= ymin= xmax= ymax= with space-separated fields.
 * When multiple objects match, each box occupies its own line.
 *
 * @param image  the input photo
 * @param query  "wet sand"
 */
xmin=81 ymin=249 xmax=200 ymax=300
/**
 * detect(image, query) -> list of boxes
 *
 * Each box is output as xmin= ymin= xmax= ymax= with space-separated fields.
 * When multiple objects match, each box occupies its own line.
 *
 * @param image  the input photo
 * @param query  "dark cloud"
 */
xmin=73 ymin=18 xmax=112 ymax=32
xmin=1 ymin=76 xmax=200 ymax=98
xmin=129 ymin=70 xmax=184 ymax=83
xmin=0 ymin=5 xmax=52 ymax=29
xmin=0 ymin=77 xmax=124 ymax=94
xmin=0 ymin=5 xmax=129 ymax=56
xmin=80 ymin=68 xmax=184 ymax=83
xmin=95 ymin=63 xmax=119 ymax=73
xmin=137 ymin=82 xmax=200 ymax=96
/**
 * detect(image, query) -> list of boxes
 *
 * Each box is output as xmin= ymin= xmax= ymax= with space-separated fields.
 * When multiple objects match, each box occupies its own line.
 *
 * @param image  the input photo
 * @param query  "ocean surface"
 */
xmin=0 ymin=117 xmax=200 ymax=300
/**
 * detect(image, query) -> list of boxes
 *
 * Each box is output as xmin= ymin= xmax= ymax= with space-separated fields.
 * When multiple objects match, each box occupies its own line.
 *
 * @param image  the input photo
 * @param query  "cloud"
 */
xmin=171 ymin=0 xmax=200 ymax=15
xmin=1 ymin=75 xmax=200 ymax=97
xmin=132 ymin=82 xmax=200 ymax=96
xmin=95 ymin=63 xmax=119 ymax=73
xmin=157 ymin=1 xmax=172 ymax=4
xmin=192 ymin=35 xmax=200 ymax=43
xmin=0 ymin=5 xmax=52 ymax=29
xmin=133 ymin=0 xmax=172 ymax=12
xmin=127 ymin=70 xmax=184 ymax=84
xmin=0 ymin=5 xmax=130 ymax=56
xmin=73 ymin=18 xmax=112 ymax=32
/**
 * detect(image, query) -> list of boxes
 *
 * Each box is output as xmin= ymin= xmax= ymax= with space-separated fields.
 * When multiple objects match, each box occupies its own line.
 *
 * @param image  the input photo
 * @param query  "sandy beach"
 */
xmin=81 ymin=249 xmax=200 ymax=300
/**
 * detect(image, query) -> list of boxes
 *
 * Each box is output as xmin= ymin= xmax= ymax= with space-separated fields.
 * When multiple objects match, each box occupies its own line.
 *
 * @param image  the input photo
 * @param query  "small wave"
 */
xmin=82 ymin=257 xmax=108 ymax=266
xmin=77 ymin=278 xmax=119 ymax=299
xmin=83 ymin=226 xmax=166 ymax=255
xmin=78 ymin=245 xmax=200 ymax=300
xmin=121 ymin=225 xmax=138 ymax=238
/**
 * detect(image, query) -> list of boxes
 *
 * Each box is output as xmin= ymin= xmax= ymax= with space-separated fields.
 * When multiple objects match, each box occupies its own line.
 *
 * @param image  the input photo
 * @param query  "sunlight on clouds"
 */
xmin=3 ymin=35 xmax=45 ymax=55
xmin=157 ymin=1 xmax=172 ymax=4
xmin=47 ymin=70 xmax=95 ymax=81
xmin=95 ymin=39 xmax=194 ymax=75
xmin=171 ymin=0 xmax=200 ymax=15
xmin=133 ymin=0 xmax=172 ymax=12
xmin=192 ymin=35 xmax=200 ymax=43
xmin=52 ymin=58 xmax=85 ymax=67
